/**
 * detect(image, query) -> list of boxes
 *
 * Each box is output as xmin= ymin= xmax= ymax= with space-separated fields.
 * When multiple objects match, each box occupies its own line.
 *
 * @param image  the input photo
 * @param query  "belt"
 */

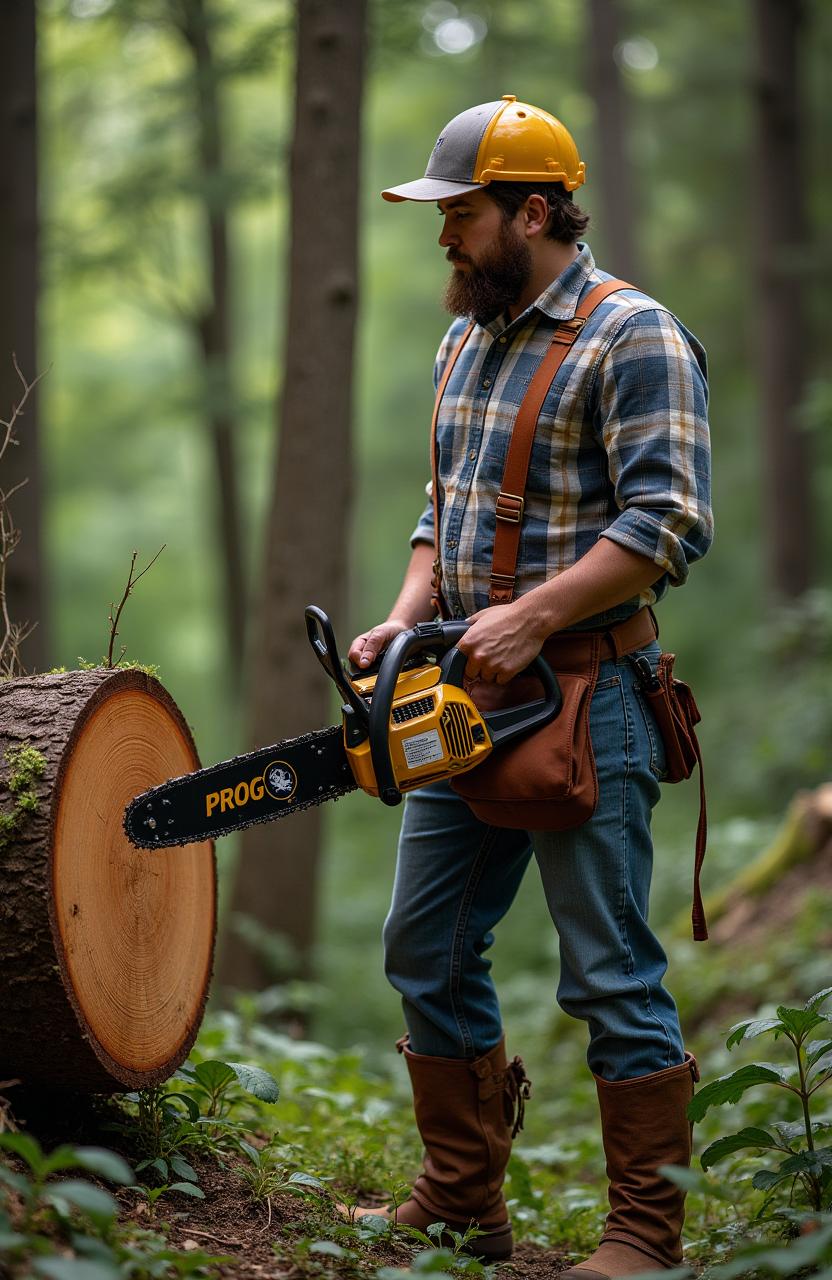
xmin=542 ymin=607 xmax=658 ymax=669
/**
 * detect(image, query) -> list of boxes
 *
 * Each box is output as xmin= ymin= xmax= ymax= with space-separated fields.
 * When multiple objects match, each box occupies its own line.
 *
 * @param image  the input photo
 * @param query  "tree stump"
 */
xmin=0 ymin=668 xmax=216 ymax=1091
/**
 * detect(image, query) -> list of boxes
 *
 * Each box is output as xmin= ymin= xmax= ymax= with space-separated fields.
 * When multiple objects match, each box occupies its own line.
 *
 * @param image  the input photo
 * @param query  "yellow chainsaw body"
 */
xmin=344 ymin=661 xmax=493 ymax=797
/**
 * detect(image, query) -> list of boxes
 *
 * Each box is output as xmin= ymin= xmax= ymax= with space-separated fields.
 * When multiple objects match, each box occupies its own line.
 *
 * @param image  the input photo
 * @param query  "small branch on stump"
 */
xmin=106 ymin=545 xmax=166 ymax=668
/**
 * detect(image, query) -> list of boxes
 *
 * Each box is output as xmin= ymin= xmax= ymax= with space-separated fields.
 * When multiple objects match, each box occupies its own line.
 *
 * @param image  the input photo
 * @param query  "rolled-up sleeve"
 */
xmin=594 ymin=308 xmax=713 ymax=585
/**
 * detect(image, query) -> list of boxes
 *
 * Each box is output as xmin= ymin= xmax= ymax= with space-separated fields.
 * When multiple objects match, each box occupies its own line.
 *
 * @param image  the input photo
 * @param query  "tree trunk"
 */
xmin=0 ymin=668 xmax=215 ymax=1091
xmin=585 ymin=0 xmax=640 ymax=284
xmin=219 ymin=0 xmax=365 ymax=992
xmin=0 ymin=0 xmax=46 ymax=674
xmin=752 ymin=0 xmax=813 ymax=600
xmin=177 ymin=0 xmax=246 ymax=686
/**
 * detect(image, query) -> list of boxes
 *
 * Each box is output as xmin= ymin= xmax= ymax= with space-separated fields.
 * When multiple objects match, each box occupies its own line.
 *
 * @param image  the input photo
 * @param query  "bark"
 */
xmin=752 ymin=0 xmax=813 ymax=600
xmin=0 ymin=0 xmax=46 ymax=673
xmin=219 ymin=0 xmax=366 ymax=991
xmin=177 ymin=0 xmax=246 ymax=684
xmin=0 ymin=668 xmax=215 ymax=1091
xmin=585 ymin=0 xmax=640 ymax=284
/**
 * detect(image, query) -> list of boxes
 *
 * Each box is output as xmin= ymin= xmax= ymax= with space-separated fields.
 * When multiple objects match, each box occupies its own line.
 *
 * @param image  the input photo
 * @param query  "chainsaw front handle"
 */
xmin=369 ymin=621 xmax=561 ymax=807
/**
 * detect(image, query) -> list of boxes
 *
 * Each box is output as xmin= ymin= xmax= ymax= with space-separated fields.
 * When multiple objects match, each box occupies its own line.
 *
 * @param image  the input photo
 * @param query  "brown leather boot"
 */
xmin=352 ymin=1035 xmax=531 ymax=1261
xmin=560 ymin=1052 xmax=699 ymax=1279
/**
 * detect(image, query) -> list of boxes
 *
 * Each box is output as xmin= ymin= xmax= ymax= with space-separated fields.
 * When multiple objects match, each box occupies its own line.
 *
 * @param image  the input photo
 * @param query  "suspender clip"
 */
xmin=495 ymin=492 xmax=524 ymax=524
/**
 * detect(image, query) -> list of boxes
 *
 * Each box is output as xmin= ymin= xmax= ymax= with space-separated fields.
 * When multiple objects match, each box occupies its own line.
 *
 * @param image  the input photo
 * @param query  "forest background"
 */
xmin=2 ymin=0 xmax=831 ymax=1066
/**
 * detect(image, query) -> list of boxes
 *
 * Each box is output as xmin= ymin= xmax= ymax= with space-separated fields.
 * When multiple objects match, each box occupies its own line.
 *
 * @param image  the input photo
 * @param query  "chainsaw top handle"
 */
xmin=305 ymin=605 xmax=370 ymax=728
xmin=369 ymin=619 xmax=562 ymax=807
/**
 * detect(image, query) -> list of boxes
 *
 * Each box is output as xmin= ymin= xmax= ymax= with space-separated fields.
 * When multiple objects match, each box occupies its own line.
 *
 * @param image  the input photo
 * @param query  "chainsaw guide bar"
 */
xmin=124 ymin=724 xmax=356 ymax=849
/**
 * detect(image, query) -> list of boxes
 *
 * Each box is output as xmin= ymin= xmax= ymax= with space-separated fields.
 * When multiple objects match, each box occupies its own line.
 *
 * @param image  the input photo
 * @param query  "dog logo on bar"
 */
xmin=264 ymin=761 xmax=298 ymax=802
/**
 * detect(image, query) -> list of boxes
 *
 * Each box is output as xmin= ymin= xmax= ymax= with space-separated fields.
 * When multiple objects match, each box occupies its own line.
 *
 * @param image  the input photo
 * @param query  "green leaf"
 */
xmin=286 ymin=1171 xmax=326 ymax=1189
xmin=687 ymin=1065 xmax=786 ymax=1122
xmin=807 ymin=1039 xmax=832 ymax=1070
xmin=74 ymin=1148 xmax=134 ymax=1185
xmin=38 ymin=1144 xmax=88 ymax=1178
xmin=700 ymin=1127 xmax=783 ymax=1169
xmin=193 ymin=1060 xmax=237 ymax=1092
xmin=0 ymin=1165 xmax=32 ymax=1195
xmin=805 ymin=987 xmax=832 ymax=1013
xmin=34 ymin=1261 xmax=121 ymax=1280
xmin=168 ymin=1155 xmax=198 ymax=1182
xmin=0 ymin=1229 xmax=28 ymax=1251
xmin=310 ymin=1241 xmax=347 ymax=1258
xmin=45 ymin=1179 xmax=119 ymax=1224
xmin=169 ymin=1181 xmax=205 ymax=1198
xmin=163 ymin=1091 xmax=201 ymax=1122
xmin=776 ymin=1005 xmax=827 ymax=1042
xmin=778 ymin=1147 xmax=832 ymax=1177
xmin=225 ymin=1061 xmax=280 ymax=1103
xmin=0 ymin=1131 xmax=43 ymax=1171
xmin=751 ymin=1167 xmax=792 ymax=1191
xmin=726 ymin=1017 xmax=783 ymax=1049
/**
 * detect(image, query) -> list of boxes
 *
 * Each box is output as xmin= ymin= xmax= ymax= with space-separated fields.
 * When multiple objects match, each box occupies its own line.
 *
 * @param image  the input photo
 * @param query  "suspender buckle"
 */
xmin=495 ymin=492 xmax=524 ymax=524
xmin=552 ymin=316 xmax=586 ymax=345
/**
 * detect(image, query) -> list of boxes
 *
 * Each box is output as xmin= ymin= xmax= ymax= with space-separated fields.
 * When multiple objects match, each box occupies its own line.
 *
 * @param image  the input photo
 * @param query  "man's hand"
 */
xmin=456 ymin=601 xmax=545 ymax=684
xmin=348 ymin=620 xmax=409 ymax=670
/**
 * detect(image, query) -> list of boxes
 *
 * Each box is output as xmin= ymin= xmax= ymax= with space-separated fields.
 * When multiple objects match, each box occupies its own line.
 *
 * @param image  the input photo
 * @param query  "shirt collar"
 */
xmin=480 ymin=242 xmax=596 ymax=338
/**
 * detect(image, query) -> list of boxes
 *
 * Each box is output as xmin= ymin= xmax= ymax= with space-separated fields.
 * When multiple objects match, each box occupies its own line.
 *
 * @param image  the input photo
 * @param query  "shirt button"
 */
xmin=499 ymin=336 xmax=507 ymax=344
xmin=468 ymin=449 xmax=476 ymax=461
xmin=447 ymin=539 xmax=457 ymax=549
xmin=482 ymin=377 xmax=491 ymax=389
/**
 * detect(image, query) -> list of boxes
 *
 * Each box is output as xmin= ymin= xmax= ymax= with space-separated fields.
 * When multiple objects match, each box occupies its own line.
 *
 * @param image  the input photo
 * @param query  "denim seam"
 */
xmin=448 ymin=825 xmax=499 ymax=1057
xmin=619 ymin=677 xmax=674 ymax=1069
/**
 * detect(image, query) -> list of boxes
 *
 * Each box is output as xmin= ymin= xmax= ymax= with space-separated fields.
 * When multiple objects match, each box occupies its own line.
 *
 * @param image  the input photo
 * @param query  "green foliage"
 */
xmin=0 ymin=1131 xmax=223 ymax=1278
xmin=691 ymin=989 xmax=832 ymax=1214
xmin=116 ymin=1056 xmax=280 ymax=1182
xmin=0 ymin=743 xmax=46 ymax=851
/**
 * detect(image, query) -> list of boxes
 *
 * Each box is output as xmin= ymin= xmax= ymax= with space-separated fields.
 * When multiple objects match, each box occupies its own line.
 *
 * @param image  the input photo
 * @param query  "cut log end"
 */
xmin=0 ymin=668 xmax=216 ymax=1092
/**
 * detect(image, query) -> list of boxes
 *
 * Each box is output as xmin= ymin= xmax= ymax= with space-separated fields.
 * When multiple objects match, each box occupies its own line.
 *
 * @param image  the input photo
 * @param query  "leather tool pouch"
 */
xmin=633 ymin=652 xmax=701 ymax=783
xmin=449 ymin=644 xmax=601 ymax=831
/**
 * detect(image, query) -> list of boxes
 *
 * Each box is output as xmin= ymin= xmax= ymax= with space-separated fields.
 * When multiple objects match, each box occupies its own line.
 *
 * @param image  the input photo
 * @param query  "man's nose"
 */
xmin=438 ymin=220 xmax=457 ymax=248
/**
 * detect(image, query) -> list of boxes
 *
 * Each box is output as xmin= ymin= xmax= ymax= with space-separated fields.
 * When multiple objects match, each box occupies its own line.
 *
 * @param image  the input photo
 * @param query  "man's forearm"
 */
xmin=386 ymin=542 xmax=436 ymax=627
xmin=516 ymin=537 xmax=663 ymax=641
xmin=457 ymin=538 xmax=663 ymax=682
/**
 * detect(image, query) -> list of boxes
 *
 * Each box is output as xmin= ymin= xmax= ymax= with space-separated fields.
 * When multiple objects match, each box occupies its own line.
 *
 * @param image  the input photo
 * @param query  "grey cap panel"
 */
xmin=424 ymin=100 xmax=503 ymax=182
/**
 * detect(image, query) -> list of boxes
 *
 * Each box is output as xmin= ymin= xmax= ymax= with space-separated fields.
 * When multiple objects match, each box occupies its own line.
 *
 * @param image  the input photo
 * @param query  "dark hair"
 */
xmin=484 ymin=181 xmax=590 ymax=245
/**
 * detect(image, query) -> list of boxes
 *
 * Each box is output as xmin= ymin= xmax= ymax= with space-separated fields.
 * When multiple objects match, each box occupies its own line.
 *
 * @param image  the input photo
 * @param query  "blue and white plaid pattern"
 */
xmin=410 ymin=243 xmax=713 ymax=626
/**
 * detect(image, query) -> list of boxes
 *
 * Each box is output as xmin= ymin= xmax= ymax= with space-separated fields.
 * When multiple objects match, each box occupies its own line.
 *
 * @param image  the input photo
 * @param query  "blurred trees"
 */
xmin=0 ymin=1 xmax=46 ymax=674
xmin=752 ymin=0 xmax=813 ymax=601
xmin=219 ymin=0 xmax=367 ymax=991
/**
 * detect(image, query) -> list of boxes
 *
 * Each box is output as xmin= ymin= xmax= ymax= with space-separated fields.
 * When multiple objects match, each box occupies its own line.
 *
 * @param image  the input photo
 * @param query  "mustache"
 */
xmin=446 ymin=249 xmax=472 ymax=265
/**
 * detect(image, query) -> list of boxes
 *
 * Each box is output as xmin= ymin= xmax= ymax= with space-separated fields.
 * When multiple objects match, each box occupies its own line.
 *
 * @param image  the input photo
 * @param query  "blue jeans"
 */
xmin=382 ymin=640 xmax=685 ymax=1083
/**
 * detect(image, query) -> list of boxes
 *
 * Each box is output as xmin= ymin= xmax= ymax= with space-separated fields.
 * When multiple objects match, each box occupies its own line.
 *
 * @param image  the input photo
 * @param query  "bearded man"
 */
xmin=348 ymin=96 xmax=713 ymax=1277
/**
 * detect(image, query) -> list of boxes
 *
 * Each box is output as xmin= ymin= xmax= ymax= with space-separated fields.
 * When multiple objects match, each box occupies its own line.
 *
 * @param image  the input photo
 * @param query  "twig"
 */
xmin=106 ymin=545 xmax=166 ymax=667
xmin=175 ymin=1226 xmax=243 ymax=1247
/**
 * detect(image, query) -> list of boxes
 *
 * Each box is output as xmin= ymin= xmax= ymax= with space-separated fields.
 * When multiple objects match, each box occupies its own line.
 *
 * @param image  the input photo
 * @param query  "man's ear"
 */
xmin=522 ymin=193 xmax=549 ymax=238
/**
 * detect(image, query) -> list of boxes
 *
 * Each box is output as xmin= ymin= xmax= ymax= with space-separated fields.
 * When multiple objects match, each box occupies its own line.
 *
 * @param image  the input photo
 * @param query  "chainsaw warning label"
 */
xmin=402 ymin=728 xmax=444 ymax=770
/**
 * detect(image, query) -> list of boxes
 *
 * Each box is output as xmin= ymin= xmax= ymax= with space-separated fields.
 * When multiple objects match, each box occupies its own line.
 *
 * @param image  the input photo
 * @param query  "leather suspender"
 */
xmin=488 ymin=278 xmax=634 ymax=604
xmin=428 ymin=280 xmax=634 ymax=617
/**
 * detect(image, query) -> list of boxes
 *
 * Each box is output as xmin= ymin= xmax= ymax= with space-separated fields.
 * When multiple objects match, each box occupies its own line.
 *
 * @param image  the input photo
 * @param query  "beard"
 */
xmin=443 ymin=220 xmax=532 ymax=325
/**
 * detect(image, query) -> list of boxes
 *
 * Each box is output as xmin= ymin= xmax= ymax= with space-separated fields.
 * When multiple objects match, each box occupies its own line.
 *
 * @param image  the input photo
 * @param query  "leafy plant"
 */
xmin=118 ymin=1057 xmax=280 ymax=1179
xmin=689 ymin=987 xmax=832 ymax=1212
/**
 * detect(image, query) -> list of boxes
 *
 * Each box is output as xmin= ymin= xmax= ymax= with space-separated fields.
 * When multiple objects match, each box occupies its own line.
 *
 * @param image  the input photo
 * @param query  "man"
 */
xmin=348 ymin=96 xmax=712 ymax=1277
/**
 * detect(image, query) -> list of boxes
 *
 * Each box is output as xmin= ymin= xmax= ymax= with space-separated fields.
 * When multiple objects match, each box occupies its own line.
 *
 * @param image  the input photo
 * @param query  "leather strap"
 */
xmin=430 ymin=322 xmax=475 ymax=619
xmin=489 ymin=278 xmax=636 ymax=604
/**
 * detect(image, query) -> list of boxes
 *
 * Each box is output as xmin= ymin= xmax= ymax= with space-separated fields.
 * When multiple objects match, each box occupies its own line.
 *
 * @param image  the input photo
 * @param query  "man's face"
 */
xmin=437 ymin=189 xmax=532 ymax=324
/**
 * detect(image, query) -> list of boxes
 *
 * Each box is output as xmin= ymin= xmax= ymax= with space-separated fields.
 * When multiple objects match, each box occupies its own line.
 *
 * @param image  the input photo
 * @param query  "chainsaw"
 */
xmin=124 ymin=606 xmax=561 ymax=849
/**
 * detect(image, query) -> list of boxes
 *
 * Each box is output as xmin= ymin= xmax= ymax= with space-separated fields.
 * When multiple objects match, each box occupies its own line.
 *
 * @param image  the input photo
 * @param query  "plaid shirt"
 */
xmin=410 ymin=243 xmax=713 ymax=627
